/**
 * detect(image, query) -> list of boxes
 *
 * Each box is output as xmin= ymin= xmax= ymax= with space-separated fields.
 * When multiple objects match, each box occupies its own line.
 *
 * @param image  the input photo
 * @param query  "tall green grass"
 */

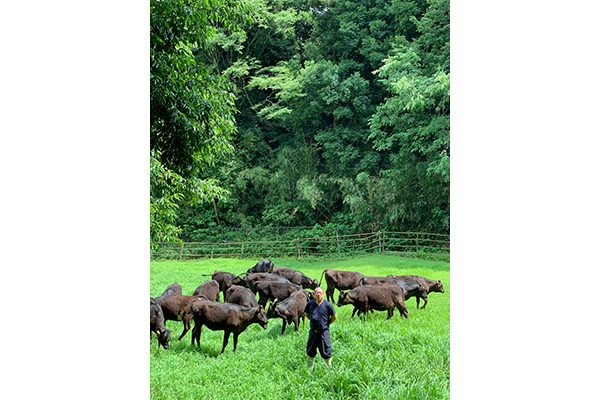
xmin=150 ymin=255 xmax=450 ymax=399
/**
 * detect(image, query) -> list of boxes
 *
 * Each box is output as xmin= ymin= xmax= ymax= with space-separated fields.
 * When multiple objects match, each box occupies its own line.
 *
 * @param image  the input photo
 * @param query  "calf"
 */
xmin=266 ymin=290 xmax=311 ymax=334
xmin=253 ymin=281 xmax=303 ymax=307
xmin=201 ymin=270 xmax=238 ymax=301
xmin=189 ymin=299 xmax=268 ymax=352
xmin=273 ymin=267 xmax=318 ymax=290
xmin=154 ymin=294 xmax=202 ymax=341
xmin=226 ymin=285 xmax=259 ymax=308
xmin=337 ymin=285 xmax=409 ymax=320
xmin=388 ymin=275 xmax=445 ymax=309
xmin=192 ymin=280 xmax=221 ymax=302
xmin=319 ymin=269 xmax=365 ymax=303
xmin=160 ymin=282 xmax=182 ymax=297
xmin=150 ymin=297 xmax=172 ymax=349
xmin=247 ymin=259 xmax=275 ymax=274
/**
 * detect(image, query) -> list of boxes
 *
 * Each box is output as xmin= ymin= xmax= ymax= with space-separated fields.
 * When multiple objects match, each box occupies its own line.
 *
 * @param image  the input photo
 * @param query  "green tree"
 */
xmin=150 ymin=0 xmax=251 ymax=249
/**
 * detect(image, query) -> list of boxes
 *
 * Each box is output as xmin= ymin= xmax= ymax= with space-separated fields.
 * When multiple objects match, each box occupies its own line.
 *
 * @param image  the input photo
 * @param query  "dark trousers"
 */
xmin=306 ymin=329 xmax=333 ymax=359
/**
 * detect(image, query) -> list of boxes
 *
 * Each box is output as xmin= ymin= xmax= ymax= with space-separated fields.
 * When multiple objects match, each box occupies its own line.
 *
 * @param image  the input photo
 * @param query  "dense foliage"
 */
xmin=152 ymin=0 xmax=450 ymax=245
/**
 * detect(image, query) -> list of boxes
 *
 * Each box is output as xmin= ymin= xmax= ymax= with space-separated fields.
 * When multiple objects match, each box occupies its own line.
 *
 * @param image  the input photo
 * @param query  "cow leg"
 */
xmin=178 ymin=314 xmax=191 ymax=341
xmin=420 ymin=298 xmax=428 ymax=310
xmin=222 ymin=330 xmax=231 ymax=353
xmin=293 ymin=317 xmax=299 ymax=332
xmin=233 ymin=332 xmax=240 ymax=352
xmin=416 ymin=297 xmax=420 ymax=309
xmin=281 ymin=319 xmax=287 ymax=335
xmin=326 ymin=287 xmax=334 ymax=303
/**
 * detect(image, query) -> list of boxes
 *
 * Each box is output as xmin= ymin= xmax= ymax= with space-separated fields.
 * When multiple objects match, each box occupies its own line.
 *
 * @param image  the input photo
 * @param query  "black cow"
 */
xmin=337 ymin=285 xmax=409 ymax=320
xmin=189 ymin=299 xmax=268 ymax=352
xmin=247 ymin=259 xmax=275 ymax=274
xmin=243 ymin=273 xmax=291 ymax=291
xmin=150 ymin=297 xmax=172 ymax=349
xmin=273 ymin=267 xmax=318 ymax=290
xmin=201 ymin=270 xmax=239 ymax=301
xmin=252 ymin=281 xmax=303 ymax=307
xmin=192 ymin=280 xmax=221 ymax=302
xmin=160 ymin=282 xmax=182 ymax=297
xmin=388 ymin=275 xmax=445 ymax=309
xmin=225 ymin=285 xmax=259 ymax=308
xmin=319 ymin=269 xmax=365 ymax=303
xmin=359 ymin=276 xmax=428 ymax=304
xmin=266 ymin=290 xmax=311 ymax=334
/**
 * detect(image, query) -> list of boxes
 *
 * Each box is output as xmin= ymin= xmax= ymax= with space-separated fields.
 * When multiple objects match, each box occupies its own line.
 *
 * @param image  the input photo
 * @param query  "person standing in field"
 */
xmin=304 ymin=286 xmax=337 ymax=370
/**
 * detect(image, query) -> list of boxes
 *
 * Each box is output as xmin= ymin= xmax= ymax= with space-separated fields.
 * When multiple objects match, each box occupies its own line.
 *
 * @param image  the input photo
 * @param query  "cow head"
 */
xmin=417 ymin=284 xmax=428 ymax=299
xmin=266 ymin=299 xmax=281 ymax=319
xmin=306 ymin=278 xmax=319 ymax=290
xmin=434 ymin=280 xmax=445 ymax=293
xmin=336 ymin=291 xmax=349 ymax=307
xmin=157 ymin=329 xmax=172 ymax=349
xmin=255 ymin=305 xmax=269 ymax=329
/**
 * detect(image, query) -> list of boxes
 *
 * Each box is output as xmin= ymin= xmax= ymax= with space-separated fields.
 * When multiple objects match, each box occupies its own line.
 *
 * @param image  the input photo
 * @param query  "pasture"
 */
xmin=150 ymin=255 xmax=450 ymax=399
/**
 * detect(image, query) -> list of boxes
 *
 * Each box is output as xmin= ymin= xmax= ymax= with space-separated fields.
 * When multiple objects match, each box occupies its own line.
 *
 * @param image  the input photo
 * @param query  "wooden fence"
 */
xmin=151 ymin=231 xmax=449 ymax=261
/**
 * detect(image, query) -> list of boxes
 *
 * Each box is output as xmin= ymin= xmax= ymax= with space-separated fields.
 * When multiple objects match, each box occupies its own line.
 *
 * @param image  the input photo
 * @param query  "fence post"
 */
xmin=179 ymin=242 xmax=184 ymax=260
xmin=378 ymin=231 xmax=382 ymax=254
xmin=336 ymin=233 xmax=341 ymax=259
xmin=353 ymin=239 xmax=356 ymax=258
xmin=241 ymin=242 xmax=244 ymax=259
xmin=415 ymin=233 xmax=419 ymax=256
xmin=296 ymin=238 xmax=300 ymax=260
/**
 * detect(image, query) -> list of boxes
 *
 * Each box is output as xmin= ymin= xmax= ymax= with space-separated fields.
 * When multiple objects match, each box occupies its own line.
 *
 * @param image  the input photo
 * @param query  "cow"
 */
xmin=359 ymin=276 xmax=428 ymax=304
xmin=225 ymin=285 xmax=259 ymax=308
xmin=247 ymin=259 xmax=275 ymax=274
xmin=160 ymin=282 xmax=182 ymax=297
xmin=189 ymin=299 xmax=268 ymax=352
xmin=201 ymin=270 xmax=239 ymax=301
xmin=242 ymin=273 xmax=292 ymax=291
xmin=387 ymin=275 xmax=445 ymax=309
xmin=252 ymin=281 xmax=303 ymax=307
xmin=272 ymin=267 xmax=319 ymax=290
xmin=150 ymin=297 xmax=172 ymax=349
xmin=154 ymin=294 xmax=203 ymax=341
xmin=192 ymin=280 xmax=221 ymax=302
xmin=319 ymin=269 xmax=365 ymax=303
xmin=266 ymin=290 xmax=311 ymax=334
xmin=337 ymin=285 xmax=409 ymax=320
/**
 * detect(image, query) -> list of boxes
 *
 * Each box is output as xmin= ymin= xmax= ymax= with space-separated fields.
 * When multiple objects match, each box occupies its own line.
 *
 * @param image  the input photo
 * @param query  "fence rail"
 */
xmin=152 ymin=231 xmax=449 ymax=261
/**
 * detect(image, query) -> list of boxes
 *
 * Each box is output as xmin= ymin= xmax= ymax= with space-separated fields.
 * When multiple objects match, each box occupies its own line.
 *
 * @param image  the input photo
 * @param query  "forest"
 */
xmin=150 ymin=0 xmax=449 ymax=248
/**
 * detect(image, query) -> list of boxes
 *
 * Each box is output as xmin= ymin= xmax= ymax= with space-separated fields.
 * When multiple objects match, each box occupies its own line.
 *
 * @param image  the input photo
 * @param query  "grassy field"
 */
xmin=150 ymin=255 xmax=450 ymax=399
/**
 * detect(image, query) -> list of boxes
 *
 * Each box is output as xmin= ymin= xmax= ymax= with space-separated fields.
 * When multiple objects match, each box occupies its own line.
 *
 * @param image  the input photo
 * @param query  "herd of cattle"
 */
xmin=150 ymin=259 xmax=445 ymax=353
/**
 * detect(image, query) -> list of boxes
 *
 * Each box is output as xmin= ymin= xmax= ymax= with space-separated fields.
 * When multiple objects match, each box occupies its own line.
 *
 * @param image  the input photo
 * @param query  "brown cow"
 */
xmin=154 ymin=294 xmax=202 ymax=341
xmin=387 ymin=275 xmax=445 ymax=309
xmin=252 ymin=281 xmax=303 ymax=307
xmin=319 ymin=269 xmax=365 ymax=303
xmin=337 ymin=284 xmax=409 ymax=320
xmin=225 ymin=285 xmax=259 ymax=308
xmin=189 ymin=299 xmax=268 ymax=352
xmin=201 ymin=270 xmax=239 ymax=301
xmin=272 ymin=267 xmax=318 ymax=290
xmin=192 ymin=280 xmax=220 ymax=302
xmin=266 ymin=290 xmax=311 ymax=334
xmin=160 ymin=282 xmax=182 ymax=297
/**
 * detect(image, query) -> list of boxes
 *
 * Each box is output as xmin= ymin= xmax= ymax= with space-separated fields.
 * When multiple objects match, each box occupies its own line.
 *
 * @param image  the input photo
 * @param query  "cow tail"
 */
xmin=319 ymin=269 xmax=328 ymax=287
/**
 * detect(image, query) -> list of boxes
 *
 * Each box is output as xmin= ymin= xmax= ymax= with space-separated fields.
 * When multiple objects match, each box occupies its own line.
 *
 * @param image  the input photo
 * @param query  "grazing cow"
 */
xmin=319 ymin=269 xmax=365 ymax=303
xmin=242 ymin=273 xmax=291 ymax=291
xmin=189 ymin=299 xmax=268 ymax=352
xmin=160 ymin=282 xmax=182 ymax=297
xmin=266 ymin=290 xmax=311 ymax=334
xmin=154 ymin=294 xmax=203 ymax=341
xmin=150 ymin=297 xmax=172 ymax=349
xmin=192 ymin=280 xmax=221 ymax=302
xmin=387 ymin=275 xmax=445 ymax=309
xmin=337 ymin=285 xmax=409 ymax=320
xmin=247 ymin=259 xmax=275 ymax=274
xmin=359 ymin=276 xmax=428 ymax=304
xmin=252 ymin=281 xmax=303 ymax=307
xmin=226 ymin=285 xmax=259 ymax=308
xmin=273 ymin=267 xmax=319 ymax=290
xmin=201 ymin=270 xmax=238 ymax=301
